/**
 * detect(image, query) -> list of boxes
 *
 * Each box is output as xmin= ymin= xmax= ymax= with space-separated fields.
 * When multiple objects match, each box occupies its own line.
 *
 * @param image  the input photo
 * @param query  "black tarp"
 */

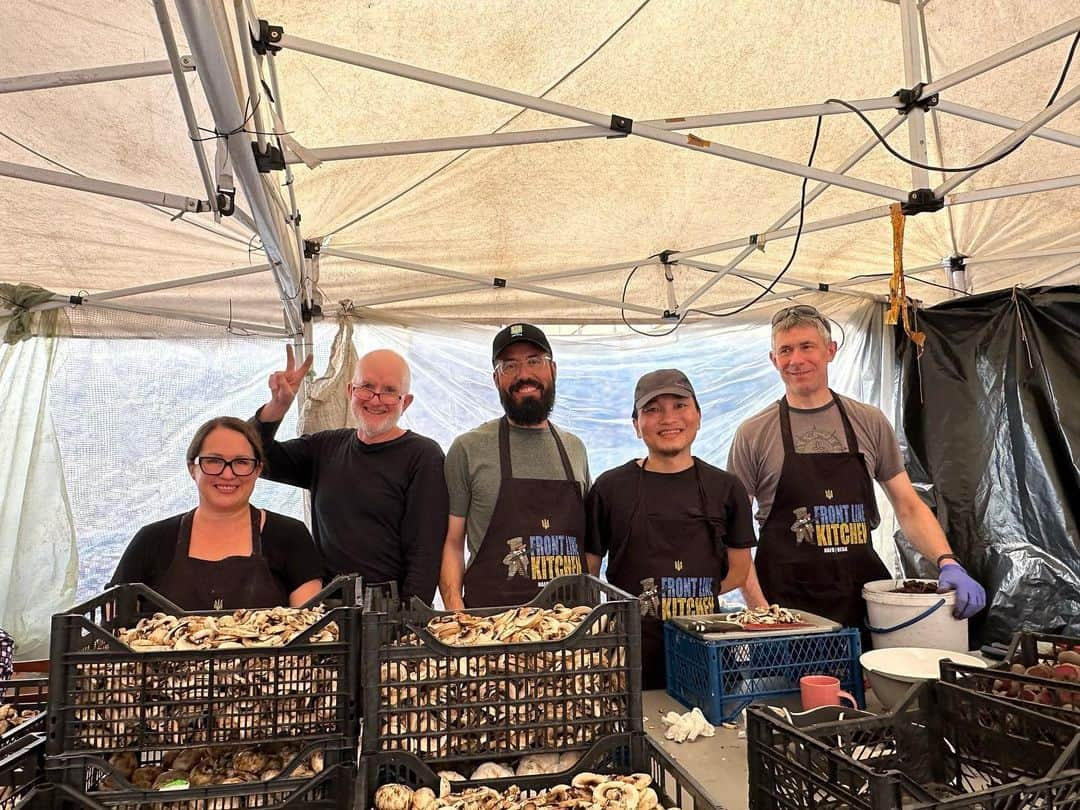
xmin=894 ymin=285 xmax=1080 ymax=643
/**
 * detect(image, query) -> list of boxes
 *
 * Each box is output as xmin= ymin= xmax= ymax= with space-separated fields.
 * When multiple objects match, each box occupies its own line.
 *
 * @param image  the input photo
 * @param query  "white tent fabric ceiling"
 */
xmin=1 ymin=1 xmax=1078 ymax=331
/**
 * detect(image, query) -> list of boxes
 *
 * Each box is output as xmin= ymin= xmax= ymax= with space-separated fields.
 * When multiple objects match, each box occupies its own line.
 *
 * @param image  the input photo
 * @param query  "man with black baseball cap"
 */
xmin=586 ymin=369 xmax=756 ymax=689
xmin=440 ymin=323 xmax=593 ymax=609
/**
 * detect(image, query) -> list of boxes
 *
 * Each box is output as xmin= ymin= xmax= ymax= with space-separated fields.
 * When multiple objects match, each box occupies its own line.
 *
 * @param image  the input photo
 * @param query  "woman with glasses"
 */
xmin=110 ymin=416 xmax=323 ymax=610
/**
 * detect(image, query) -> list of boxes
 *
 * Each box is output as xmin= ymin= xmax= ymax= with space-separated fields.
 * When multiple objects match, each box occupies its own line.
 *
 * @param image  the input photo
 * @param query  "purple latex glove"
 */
xmin=937 ymin=562 xmax=986 ymax=619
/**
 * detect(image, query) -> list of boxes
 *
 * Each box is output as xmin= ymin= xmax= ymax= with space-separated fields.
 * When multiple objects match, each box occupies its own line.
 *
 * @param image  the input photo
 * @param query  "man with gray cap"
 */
xmin=440 ymin=323 xmax=593 ymax=609
xmin=586 ymin=369 xmax=756 ymax=689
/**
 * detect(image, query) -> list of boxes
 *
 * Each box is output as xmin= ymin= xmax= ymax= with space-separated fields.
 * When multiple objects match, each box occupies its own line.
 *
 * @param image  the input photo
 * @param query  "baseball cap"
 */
xmin=491 ymin=323 xmax=552 ymax=365
xmin=633 ymin=369 xmax=696 ymax=414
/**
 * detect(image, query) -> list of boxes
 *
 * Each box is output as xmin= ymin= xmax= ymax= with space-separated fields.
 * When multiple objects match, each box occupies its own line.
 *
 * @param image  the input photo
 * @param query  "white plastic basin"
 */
xmin=859 ymin=647 xmax=988 ymax=710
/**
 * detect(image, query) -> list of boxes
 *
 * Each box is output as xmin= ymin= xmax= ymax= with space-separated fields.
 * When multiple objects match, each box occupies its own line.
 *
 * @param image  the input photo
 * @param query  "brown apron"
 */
xmin=755 ymin=393 xmax=889 ymax=629
xmin=605 ymin=459 xmax=729 ymax=690
xmin=155 ymin=506 xmax=288 ymax=610
xmin=462 ymin=418 xmax=587 ymax=608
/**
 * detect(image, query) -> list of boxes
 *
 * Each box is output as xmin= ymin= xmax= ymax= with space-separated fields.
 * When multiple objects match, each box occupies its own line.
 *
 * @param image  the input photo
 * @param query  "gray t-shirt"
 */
xmin=726 ymin=395 xmax=905 ymax=527
xmin=445 ymin=419 xmax=591 ymax=557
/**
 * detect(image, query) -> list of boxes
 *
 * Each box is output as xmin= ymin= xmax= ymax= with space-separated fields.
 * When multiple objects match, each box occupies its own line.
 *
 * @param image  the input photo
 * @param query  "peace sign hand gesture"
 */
xmin=261 ymin=345 xmax=314 ymax=422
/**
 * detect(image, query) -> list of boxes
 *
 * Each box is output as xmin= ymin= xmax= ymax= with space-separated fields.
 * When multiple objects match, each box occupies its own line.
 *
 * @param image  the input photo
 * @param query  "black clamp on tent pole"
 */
xmin=252 ymin=142 xmax=286 ymax=173
xmin=252 ymin=20 xmax=284 ymax=55
xmin=901 ymin=188 xmax=944 ymax=215
xmin=894 ymin=82 xmax=939 ymax=114
xmin=608 ymin=114 xmax=633 ymax=138
xmin=303 ymin=240 xmax=321 ymax=259
xmin=492 ymin=278 xmax=507 ymax=288
xmin=216 ymin=188 xmax=236 ymax=217
xmin=301 ymin=301 xmax=323 ymax=322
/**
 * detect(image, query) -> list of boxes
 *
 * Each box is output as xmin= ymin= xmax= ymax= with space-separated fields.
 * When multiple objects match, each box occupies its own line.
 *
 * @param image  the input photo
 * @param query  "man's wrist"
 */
xmin=936 ymin=552 xmax=961 ymax=569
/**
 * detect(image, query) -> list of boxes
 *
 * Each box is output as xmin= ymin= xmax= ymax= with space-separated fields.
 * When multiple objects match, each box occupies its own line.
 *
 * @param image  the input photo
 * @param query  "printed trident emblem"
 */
xmin=674 ymin=560 xmax=684 ymax=572
xmin=825 ymin=489 xmax=834 ymax=500
xmin=540 ymin=518 xmax=550 ymax=530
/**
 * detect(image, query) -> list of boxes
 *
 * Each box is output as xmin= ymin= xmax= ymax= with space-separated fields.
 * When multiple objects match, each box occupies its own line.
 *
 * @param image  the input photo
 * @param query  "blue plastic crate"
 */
xmin=664 ymin=623 xmax=863 ymax=724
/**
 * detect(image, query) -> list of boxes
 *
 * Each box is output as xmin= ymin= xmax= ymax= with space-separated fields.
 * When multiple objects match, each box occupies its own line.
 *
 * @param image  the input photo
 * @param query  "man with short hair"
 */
xmin=440 ymin=324 xmax=592 ymax=609
xmin=727 ymin=304 xmax=986 ymax=628
xmin=251 ymin=346 xmax=449 ymax=604
xmin=587 ymin=369 xmax=756 ymax=689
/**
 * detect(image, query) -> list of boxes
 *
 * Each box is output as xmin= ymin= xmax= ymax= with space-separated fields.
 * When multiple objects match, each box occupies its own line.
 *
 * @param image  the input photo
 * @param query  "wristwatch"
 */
xmin=936 ymin=552 xmax=960 ymax=569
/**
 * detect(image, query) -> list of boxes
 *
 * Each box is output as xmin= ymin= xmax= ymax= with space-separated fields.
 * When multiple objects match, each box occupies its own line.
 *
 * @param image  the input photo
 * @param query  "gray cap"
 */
xmin=633 ymin=368 xmax=696 ymax=413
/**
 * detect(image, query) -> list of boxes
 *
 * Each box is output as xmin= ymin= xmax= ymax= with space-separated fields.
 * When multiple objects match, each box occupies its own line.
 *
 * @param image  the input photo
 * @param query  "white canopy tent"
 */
xmin=0 ymin=0 xmax=1078 ymax=336
xmin=0 ymin=2 xmax=1078 ymax=656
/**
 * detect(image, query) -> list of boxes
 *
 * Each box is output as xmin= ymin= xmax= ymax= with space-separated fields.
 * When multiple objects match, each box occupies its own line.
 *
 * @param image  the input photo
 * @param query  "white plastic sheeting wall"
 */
xmin=34 ymin=300 xmax=894 ymax=627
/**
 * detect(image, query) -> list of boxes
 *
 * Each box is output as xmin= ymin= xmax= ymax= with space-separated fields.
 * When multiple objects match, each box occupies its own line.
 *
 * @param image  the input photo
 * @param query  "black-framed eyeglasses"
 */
xmin=494 ymin=355 xmax=552 ymax=376
xmin=194 ymin=456 xmax=260 ymax=476
xmin=771 ymin=304 xmax=832 ymax=333
xmin=348 ymin=383 xmax=404 ymax=405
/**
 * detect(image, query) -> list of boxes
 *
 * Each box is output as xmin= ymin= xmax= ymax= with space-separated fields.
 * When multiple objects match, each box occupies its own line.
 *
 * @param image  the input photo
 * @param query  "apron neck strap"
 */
xmin=778 ymin=390 xmax=861 ymax=454
xmin=177 ymin=505 xmax=264 ymax=558
xmin=498 ymin=417 xmax=577 ymax=484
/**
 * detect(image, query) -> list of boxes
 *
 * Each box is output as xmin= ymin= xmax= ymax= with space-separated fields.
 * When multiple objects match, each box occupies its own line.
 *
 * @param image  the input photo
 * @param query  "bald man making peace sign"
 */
xmin=251 ymin=346 xmax=449 ymax=604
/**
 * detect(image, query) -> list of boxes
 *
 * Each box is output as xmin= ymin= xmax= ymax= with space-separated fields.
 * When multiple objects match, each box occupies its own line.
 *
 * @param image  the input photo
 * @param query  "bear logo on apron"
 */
xmin=503 ymin=537 xmax=530 ymax=579
xmin=791 ymin=506 xmax=814 ymax=544
xmin=639 ymin=577 xmax=660 ymax=618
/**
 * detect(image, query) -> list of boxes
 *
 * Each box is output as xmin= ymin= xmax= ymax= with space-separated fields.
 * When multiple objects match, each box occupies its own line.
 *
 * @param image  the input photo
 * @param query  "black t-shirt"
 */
xmin=586 ymin=459 xmax=757 ymax=563
xmin=252 ymin=414 xmax=450 ymax=604
xmin=110 ymin=510 xmax=323 ymax=597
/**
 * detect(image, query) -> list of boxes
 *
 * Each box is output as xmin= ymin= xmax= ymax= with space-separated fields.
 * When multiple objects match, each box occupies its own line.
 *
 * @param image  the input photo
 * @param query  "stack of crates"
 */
xmin=359 ymin=734 xmax=720 ymax=810
xmin=941 ymin=629 xmax=1080 ymax=724
xmin=0 ymin=676 xmax=49 ymax=808
xmin=39 ymin=577 xmax=362 ymax=809
xmin=360 ymin=575 xmax=642 ymax=777
xmin=747 ymin=679 xmax=1080 ymax=809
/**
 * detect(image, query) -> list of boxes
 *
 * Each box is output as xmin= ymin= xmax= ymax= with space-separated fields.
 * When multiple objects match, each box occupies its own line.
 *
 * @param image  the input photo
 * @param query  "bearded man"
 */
xmin=251 ymin=347 xmax=448 ymax=604
xmin=439 ymin=324 xmax=593 ymax=609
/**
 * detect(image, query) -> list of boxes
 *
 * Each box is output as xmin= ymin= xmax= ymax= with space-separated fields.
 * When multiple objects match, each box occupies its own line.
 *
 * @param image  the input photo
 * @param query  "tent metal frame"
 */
xmin=0 ymin=3 xmax=1078 ymax=333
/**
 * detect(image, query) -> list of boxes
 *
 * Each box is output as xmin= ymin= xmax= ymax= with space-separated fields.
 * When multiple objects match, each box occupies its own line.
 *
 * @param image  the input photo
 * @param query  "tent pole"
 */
xmin=922 ymin=16 xmax=1080 ymax=97
xmin=936 ymin=100 xmax=1080 ymax=150
xmin=72 ymin=264 xmax=272 ymax=303
xmin=232 ymin=1 xmax=270 ymax=155
xmin=0 ymin=59 xmax=193 ymax=95
xmin=1029 ymin=259 xmax=1080 ymax=287
xmin=899 ymin=0 xmax=931 ymax=190
xmin=152 ymin=0 xmax=221 ymax=219
xmin=935 ymin=82 xmax=1080 ymax=196
xmin=177 ymin=0 xmax=303 ymax=335
xmin=286 ymin=98 xmax=901 ymax=163
xmin=948 ymin=174 xmax=1080 ymax=205
xmin=673 ymin=116 xmax=908 ymax=311
xmin=0 ymin=159 xmax=209 ymax=212
xmin=64 ymin=299 xmax=288 ymax=335
xmin=279 ymin=33 xmax=908 ymax=201
xmin=341 ymin=258 xmax=665 ymax=309
xmin=683 ymin=261 xmax=887 ymax=304
xmin=262 ymin=40 xmax=307 ymax=277
xmin=322 ymin=248 xmax=668 ymax=317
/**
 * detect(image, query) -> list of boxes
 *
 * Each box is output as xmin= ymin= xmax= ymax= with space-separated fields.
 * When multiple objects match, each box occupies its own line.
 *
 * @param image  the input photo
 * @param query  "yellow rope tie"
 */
xmin=886 ymin=203 xmax=926 ymax=354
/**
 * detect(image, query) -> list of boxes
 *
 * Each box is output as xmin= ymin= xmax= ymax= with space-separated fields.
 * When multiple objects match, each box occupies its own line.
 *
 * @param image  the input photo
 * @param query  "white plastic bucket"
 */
xmin=862 ymin=579 xmax=968 ymax=652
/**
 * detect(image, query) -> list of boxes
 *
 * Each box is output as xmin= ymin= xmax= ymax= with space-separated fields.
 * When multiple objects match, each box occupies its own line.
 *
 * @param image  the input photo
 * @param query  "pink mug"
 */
xmin=800 ymin=675 xmax=857 ymax=710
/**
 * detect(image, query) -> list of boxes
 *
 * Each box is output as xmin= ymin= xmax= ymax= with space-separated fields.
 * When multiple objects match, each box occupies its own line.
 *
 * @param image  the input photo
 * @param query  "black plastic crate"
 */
xmin=47 ymin=577 xmax=360 ymax=755
xmin=0 ymin=733 xmax=44 ymax=810
xmin=361 ymin=575 xmax=641 ymax=765
xmin=642 ymin=737 xmax=720 ymax=810
xmin=32 ymin=761 xmax=354 ymax=809
xmin=941 ymin=630 xmax=1080 ymax=724
xmin=358 ymin=733 xmax=717 ymax=809
xmin=747 ymin=680 xmax=1080 ymax=809
xmin=41 ymin=738 xmax=354 ymax=809
xmin=0 ymin=679 xmax=48 ymax=745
